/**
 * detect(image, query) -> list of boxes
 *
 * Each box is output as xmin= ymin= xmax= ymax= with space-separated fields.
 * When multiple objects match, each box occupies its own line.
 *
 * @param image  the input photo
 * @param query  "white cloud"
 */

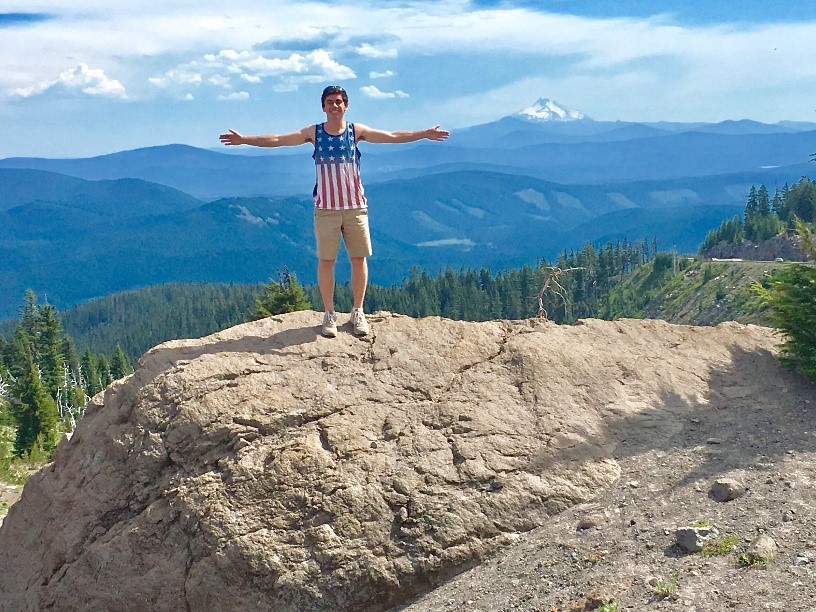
xmin=12 ymin=63 xmax=126 ymax=98
xmin=218 ymin=91 xmax=249 ymax=101
xmin=208 ymin=74 xmax=232 ymax=88
xmin=361 ymin=85 xmax=408 ymax=99
xmin=356 ymin=43 xmax=398 ymax=59
xmin=3 ymin=0 xmax=816 ymax=157
xmin=152 ymin=48 xmax=355 ymax=96
xmin=301 ymin=49 xmax=356 ymax=80
xmin=214 ymin=49 xmax=244 ymax=62
xmin=148 ymin=70 xmax=202 ymax=88
xmin=184 ymin=93 xmax=194 ymax=100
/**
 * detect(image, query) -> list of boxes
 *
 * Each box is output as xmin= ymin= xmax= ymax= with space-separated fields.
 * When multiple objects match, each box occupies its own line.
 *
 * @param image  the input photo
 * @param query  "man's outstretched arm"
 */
xmin=355 ymin=124 xmax=449 ymax=144
xmin=219 ymin=126 xmax=314 ymax=147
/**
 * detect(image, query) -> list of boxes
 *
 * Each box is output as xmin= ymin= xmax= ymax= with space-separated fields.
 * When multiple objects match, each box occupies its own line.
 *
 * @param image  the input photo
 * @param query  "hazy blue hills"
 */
xmin=565 ymin=204 xmax=744 ymax=254
xmin=451 ymin=115 xmax=816 ymax=144
xmin=0 ymin=145 xmax=312 ymax=201
xmin=365 ymin=130 xmax=816 ymax=185
xmin=0 ymin=161 xmax=804 ymax=318
xmin=1 ymin=109 xmax=814 ymax=320
xmin=0 ymin=168 xmax=201 ymax=215
xmin=2 ymin=117 xmax=815 ymax=200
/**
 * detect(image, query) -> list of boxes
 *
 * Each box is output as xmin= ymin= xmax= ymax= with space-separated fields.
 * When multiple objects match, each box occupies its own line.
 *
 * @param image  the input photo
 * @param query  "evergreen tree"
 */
xmin=744 ymin=185 xmax=759 ymax=220
xmin=746 ymin=213 xmax=785 ymax=243
xmin=81 ymin=349 xmax=102 ymax=397
xmin=7 ymin=327 xmax=33 ymax=383
xmin=11 ymin=354 xmax=60 ymax=456
xmin=60 ymin=336 xmax=81 ymax=379
xmin=110 ymin=345 xmax=132 ymax=380
xmin=0 ymin=335 xmax=7 ymax=367
xmin=755 ymin=218 xmax=816 ymax=378
xmin=32 ymin=304 xmax=65 ymax=398
xmin=18 ymin=289 xmax=38 ymax=340
xmin=0 ymin=362 xmax=12 ymax=428
xmin=97 ymin=355 xmax=112 ymax=390
xmin=772 ymin=187 xmax=788 ymax=222
xmin=251 ymin=270 xmax=312 ymax=319
xmin=757 ymin=184 xmax=770 ymax=216
xmin=784 ymin=178 xmax=816 ymax=223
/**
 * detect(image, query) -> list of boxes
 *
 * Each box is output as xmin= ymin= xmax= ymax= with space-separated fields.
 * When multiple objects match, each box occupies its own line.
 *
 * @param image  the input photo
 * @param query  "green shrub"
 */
xmin=599 ymin=600 xmax=619 ymax=612
xmin=0 ymin=425 xmax=14 ymax=461
xmin=755 ymin=219 xmax=816 ymax=378
xmin=0 ymin=457 xmax=29 ymax=485
xmin=655 ymin=573 xmax=678 ymax=598
xmin=702 ymin=534 xmax=739 ymax=556
xmin=251 ymin=270 xmax=312 ymax=319
xmin=739 ymin=553 xmax=768 ymax=568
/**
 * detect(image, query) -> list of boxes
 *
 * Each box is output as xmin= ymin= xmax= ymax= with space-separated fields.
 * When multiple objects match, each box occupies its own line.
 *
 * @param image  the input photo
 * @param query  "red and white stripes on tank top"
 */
xmin=312 ymin=122 xmax=368 ymax=210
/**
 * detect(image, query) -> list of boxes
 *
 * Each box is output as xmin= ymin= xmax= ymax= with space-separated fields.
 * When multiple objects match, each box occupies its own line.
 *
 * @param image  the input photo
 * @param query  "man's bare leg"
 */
xmin=318 ymin=258 xmax=336 ymax=312
xmin=349 ymin=256 xmax=370 ymax=335
xmin=350 ymin=256 xmax=368 ymax=309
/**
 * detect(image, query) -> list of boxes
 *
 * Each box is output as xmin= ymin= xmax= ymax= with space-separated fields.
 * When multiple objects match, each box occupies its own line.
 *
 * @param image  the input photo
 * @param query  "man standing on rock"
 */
xmin=220 ymin=85 xmax=449 ymax=338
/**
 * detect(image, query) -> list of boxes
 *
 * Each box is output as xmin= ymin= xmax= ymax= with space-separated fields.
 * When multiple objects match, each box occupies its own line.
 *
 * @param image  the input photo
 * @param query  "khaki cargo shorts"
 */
xmin=314 ymin=208 xmax=372 ymax=260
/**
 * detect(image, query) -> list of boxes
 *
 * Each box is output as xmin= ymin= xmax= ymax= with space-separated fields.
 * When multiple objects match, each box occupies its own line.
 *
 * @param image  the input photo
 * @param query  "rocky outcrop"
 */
xmin=704 ymin=234 xmax=808 ymax=261
xmin=0 ymin=312 xmax=780 ymax=611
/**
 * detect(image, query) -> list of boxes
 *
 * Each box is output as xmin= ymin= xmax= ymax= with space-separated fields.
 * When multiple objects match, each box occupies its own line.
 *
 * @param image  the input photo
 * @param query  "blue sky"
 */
xmin=2 ymin=1 xmax=815 ymax=158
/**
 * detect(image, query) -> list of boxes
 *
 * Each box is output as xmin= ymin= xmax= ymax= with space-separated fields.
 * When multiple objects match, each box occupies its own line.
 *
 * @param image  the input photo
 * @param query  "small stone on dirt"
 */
xmin=675 ymin=525 xmax=720 ymax=553
xmin=709 ymin=478 xmax=746 ymax=502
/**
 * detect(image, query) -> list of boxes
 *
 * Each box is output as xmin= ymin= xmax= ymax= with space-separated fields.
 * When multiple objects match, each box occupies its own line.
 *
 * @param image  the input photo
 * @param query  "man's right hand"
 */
xmin=219 ymin=129 xmax=244 ymax=146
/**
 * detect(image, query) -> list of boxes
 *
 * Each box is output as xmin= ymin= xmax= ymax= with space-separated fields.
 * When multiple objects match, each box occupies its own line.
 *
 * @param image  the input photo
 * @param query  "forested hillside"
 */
xmin=57 ymin=283 xmax=262 ymax=362
xmin=0 ymin=239 xmax=778 ymax=362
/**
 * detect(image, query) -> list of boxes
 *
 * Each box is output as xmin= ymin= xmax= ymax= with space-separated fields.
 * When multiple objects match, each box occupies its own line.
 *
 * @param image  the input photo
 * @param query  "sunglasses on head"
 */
xmin=322 ymin=85 xmax=348 ymax=105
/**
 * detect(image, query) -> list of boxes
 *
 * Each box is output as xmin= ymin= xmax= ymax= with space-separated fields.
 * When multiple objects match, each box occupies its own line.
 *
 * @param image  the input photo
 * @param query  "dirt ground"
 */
xmin=397 ymin=331 xmax=816 ymax=612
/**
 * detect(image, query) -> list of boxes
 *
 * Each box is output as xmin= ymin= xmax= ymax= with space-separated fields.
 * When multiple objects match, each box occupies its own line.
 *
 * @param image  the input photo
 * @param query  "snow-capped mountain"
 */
xmin=515 ymin=98 xmax=586 ymax=122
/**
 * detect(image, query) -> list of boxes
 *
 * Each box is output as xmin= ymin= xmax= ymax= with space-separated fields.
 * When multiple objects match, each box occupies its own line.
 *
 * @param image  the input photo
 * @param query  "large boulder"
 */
xmin=0 ymin=313 xmax=778 ymax=611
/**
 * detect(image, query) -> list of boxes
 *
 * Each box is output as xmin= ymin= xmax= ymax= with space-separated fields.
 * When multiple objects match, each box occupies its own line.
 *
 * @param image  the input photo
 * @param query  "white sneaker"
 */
xmin=351 ymin=308 xmax=370 ymax=336
xmin=321 ymin=311 xmax=338 ymax=337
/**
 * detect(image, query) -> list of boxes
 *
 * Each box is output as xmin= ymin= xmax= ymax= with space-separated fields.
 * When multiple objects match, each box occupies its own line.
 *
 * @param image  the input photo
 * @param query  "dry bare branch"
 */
xmin=537 ymin=266 xmax=584 ymax=320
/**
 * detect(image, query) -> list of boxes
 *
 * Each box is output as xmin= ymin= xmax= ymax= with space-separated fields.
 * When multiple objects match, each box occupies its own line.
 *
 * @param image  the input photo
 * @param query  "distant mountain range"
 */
xmin=0 ymin=99 xmax=814 ymax=319
xmin=2 ymin=99 xmax=814 ymax=199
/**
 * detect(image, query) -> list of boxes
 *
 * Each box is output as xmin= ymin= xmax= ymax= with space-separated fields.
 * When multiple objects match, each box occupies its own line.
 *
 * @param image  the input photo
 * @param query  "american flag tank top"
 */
xmin=312 ymin=122 xmax=367 ymax=210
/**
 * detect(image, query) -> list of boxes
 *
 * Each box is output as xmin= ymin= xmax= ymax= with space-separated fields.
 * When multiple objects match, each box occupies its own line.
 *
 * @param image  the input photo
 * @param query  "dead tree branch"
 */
xmin=537 ymin=266 xmax=584 ymax=320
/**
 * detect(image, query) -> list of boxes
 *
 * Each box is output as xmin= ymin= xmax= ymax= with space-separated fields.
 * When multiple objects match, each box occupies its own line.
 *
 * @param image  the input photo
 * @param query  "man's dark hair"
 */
xmin=321 ymin=85 xmax=348 ymax=105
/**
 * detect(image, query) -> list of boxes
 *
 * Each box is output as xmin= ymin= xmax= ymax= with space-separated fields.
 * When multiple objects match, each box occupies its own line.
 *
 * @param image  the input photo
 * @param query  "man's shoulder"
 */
xmin=302 ymin=124 xmax=318 ymax=143
xmin=351 ymin=122 xmax=372 ymax=141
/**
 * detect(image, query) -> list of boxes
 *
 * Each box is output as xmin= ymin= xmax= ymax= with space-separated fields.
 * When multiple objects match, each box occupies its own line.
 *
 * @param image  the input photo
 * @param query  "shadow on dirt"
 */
xmin=601 ymin=345 xmax=815 ymax=488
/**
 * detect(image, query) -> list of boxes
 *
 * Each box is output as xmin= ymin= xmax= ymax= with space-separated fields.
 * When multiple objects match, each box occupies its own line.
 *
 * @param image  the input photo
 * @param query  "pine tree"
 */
xmin=0 ymin=361 xmax=12 ymax=428
xmin=60 ymin=337 xmax=81 ymax=379
xmin=745 ymin=185 xmax=759 ymax=220
xmin=784 ymin=178 xmax=816 ymax=223
xmin=251 ymin=270 xmax=312 ymax=319
xmin=97 ymin=355 xmax=112 ymax=389
xmin=757 ymin=184 xmax=770 ymax=216
xmin=11 ymin=354 xmax=60 ymax=456
xmin=32 ymin=304 xmax=65 ymax=398
xmin=755 ymin=218 xmax=816 ymax=378
xmin=81 ymin=349 xmax=102 ymax=396
xmin=111 ymin=345 xmax=132 ymax=380
xmin=18 ymin=289 xmax=38 ymax=340
xmin=772 ymin=188 xmax=788 ymax=222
